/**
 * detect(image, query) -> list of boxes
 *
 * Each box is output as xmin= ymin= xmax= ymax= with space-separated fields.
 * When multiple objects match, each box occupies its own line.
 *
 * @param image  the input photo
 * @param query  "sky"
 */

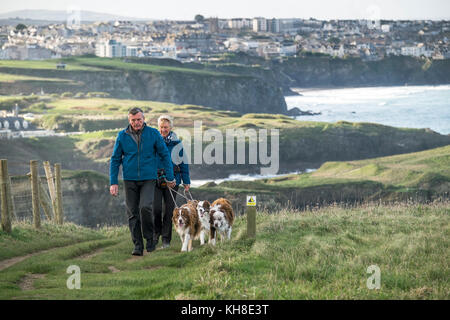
xmin=0 ymin=0 xmax=449 ymax=20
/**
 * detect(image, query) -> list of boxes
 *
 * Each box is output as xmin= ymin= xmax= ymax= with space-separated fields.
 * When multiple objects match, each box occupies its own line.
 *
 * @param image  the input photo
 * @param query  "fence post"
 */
xmin=0 ymin=159 xmax=12 ymax=233
xmin=43 ymin=161 xmax=57 ymax=218
xmin=30 ymin=160 xmax=41 ymax=229
xmin=7 ymin=175 xmax=16 ymax=220
xmin=246 ymin=195 xmax=256 ymax=238
xmin=38 ymin=179 xmax=53 ymax=221
xmin=54 ymin=163 xmax=64 ymax=225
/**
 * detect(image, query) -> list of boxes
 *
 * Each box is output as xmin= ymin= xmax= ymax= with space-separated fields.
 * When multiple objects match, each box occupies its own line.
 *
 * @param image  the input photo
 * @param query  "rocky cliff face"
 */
xmin=273 ymin=55 xmax=450 ymax=88
xmin=124 ymin=71 xmax=287 ymax=114
xmin=0 ymin=67 xmax=287 ymax=114
xmin=206 ymin=54 xmax=450 ymax=91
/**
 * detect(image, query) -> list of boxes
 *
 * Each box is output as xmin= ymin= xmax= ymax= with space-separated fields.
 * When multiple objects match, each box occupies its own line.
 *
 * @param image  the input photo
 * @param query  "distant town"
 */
xmin=1 ymin=16 xmax=449 ymax=62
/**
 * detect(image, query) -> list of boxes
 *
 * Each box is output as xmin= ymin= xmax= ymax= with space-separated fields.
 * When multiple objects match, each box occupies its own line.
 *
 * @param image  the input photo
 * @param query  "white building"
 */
xmin=381 ymin=24 xmax=391 ymax=33
xmin=401 ymin=44 xmax=432 ymax=57
xmin=1 ymin=44 xmax=53 ymax=60
xmin=126 ymin=46 xmax=140 ymax=57
xmin=253 ymin=17 xmax=267 ymax=32
xmin=95 ymin=40 xmax=127 ymax=58
xmin=228 ymin=18 xmax=252 ymax=29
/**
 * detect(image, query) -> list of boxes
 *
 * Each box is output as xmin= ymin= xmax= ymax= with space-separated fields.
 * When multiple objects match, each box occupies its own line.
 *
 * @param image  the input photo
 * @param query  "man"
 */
xmin=110 ymin=107 xmax=175 ymax=256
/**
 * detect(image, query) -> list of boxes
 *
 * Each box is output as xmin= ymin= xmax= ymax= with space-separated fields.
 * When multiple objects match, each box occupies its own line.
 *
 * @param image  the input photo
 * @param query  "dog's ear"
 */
xmin=204 ymin=200 xmax=210 ymax=210
xmin=182 ymin=208 xmax=190 ymax=221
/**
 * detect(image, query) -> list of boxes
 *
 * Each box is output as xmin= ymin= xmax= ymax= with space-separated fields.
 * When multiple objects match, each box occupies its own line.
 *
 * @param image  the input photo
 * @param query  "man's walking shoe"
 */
xmin=153 ymin=235 xmax=160 ymax=246
xmin=146 ymin=240 xmax=156 ymax=253
xmin=132 ymin=248 xmax=143 ymax=256
xmin=161 ymin=241 xmax=170 ymax=249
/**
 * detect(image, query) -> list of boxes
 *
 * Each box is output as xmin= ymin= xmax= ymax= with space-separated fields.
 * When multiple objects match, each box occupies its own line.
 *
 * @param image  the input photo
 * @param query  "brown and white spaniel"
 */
xmin=196 ymin=200 xmax=211 ymax=245
xmin=172 ymin=200 xmax=201 ymax=252
xmin=209 ymin=198 xmax=234 ymax=245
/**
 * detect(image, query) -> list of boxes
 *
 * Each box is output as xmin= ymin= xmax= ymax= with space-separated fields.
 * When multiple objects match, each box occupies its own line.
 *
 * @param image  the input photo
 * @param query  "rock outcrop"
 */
xmin=0 ymin=66 xmax=287 ymax=114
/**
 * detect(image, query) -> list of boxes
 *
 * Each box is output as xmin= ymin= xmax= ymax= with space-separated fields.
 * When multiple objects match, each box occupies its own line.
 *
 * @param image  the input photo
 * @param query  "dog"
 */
xmin=196 ymin=200 xmax=211 ymax=245
xmin=172 ymin=201 xmax=201 ymax=252
xmin=209 ymin=198 xmax=234 ymax=245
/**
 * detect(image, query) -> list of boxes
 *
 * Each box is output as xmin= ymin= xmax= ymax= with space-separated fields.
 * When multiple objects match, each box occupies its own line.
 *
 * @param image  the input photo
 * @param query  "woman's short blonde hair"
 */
xmin=157 ymin=114 xmax=173 ymax=128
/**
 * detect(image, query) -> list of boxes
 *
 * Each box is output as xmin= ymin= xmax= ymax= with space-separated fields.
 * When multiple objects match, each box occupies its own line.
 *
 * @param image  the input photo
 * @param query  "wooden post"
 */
xmin=0 ymin=159 xmax=12 ymax=233
xmin=30 ymin=160 xmax=41 ymax=229
xmin=38 ymin=179 xmax=53 ymax=221
xmin=7 ymin=175 xmax=16 ymax=220
xmin=246 ymin=195 xmax=256 ymax=239
xmin=54 ymin=163 xmax=63 ymax=225
xmin=43 ymin=161 xmax=57 ymax=218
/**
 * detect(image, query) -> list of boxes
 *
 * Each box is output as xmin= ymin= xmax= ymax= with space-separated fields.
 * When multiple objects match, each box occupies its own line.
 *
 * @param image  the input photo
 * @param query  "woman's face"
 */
xmin=159 ymin=120 xmax=171 ymax=138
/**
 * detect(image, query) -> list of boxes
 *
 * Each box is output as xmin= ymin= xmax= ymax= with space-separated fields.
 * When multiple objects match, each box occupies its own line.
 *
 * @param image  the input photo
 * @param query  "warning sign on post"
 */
xmin=247 ymin=195 xmax=256 ymax=206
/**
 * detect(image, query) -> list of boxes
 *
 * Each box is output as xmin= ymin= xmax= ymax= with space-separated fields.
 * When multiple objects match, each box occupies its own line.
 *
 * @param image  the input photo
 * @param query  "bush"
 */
xmin=74 ymin=92 xmax=85 ymax=99
xmin=61 ymin=92 xmax=74 ymax=98
xmin=86 ymin=92 xmax=110 ymax=98
xmin=26 ymin=102 xmax=52 ymax=112
xmin=0 ymin=96 xmax=40 ymax=111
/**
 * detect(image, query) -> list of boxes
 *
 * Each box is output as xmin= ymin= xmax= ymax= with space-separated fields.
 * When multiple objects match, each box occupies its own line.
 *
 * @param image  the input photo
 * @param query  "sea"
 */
xmin=286 ymin=84 xmax=450 ymax=135
xmin=191 ymin=84 xmax=450 ymax=186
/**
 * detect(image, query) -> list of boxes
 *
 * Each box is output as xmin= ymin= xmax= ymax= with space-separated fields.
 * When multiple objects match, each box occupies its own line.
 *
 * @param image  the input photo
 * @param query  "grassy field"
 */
xmin=199 ymin=145 xmax=450 ymax=202
xmin=0 ymin=57 xmax=240 ymax=77
xmin=0 ymin=73 xmax=74 ymax=83
xmin=0 ymin=201 xmax=448 ymax=299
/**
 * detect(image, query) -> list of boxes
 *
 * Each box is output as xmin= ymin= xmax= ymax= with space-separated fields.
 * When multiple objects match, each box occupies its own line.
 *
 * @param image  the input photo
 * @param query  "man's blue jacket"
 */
xmin=109 ymin=124 xmax=174 ymax=185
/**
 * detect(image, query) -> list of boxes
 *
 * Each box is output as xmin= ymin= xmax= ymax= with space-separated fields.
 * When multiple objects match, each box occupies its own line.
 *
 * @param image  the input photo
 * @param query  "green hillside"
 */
xmin=193 ymin=144 xmax=450 ymax=211
xmin=0 ymin=202 xmax=448 ymax=299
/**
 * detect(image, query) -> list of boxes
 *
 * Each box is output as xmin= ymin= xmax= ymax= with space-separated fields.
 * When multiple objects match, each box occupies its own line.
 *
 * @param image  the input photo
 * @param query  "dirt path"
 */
xmin=0 ymin=240 xmax=117 ymax=272
xmin=78 ymin=247 xmax=105 ymax=260
xmin=19 ymin=274 xmax=46 ymax=291
xmin=0 ymin=249 xmax=57 ymax=272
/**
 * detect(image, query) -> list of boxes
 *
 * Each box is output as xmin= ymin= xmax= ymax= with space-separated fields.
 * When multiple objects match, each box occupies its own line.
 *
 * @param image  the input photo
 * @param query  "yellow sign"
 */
xmin=247 ymin=195 xmax=256 ymax=206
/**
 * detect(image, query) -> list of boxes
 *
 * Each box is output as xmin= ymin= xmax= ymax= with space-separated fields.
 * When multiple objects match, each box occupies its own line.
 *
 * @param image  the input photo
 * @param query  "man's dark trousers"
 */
xmin=124 ymin=180 xmax=156 ymax=251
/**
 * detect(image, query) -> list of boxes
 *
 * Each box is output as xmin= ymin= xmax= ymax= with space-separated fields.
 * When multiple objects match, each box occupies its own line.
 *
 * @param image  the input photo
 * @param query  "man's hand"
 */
xmin=110 ymin=184 xmax=119 ymax=196
xmin=168 ymin=180 xmax=176 ymax=188
xmin=184 ymin=184 xmax=190 ymax=192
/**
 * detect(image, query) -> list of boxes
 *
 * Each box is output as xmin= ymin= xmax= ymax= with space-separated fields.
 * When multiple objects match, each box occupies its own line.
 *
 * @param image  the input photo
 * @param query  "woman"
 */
xmin=153 ymin=114 xmax=191 ymax=249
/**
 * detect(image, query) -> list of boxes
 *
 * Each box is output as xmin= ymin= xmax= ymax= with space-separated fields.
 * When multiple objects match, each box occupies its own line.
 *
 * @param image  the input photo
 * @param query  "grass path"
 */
xmin=0 ymin=238 xmax=121 ymax=272
xmin=1 ymin=202 xmax=448 ymax=300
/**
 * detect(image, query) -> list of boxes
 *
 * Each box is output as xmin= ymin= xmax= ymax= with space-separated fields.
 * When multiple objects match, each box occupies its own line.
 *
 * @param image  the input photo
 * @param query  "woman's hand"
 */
xmin=184 ymin=184 xmax=190 ymax=192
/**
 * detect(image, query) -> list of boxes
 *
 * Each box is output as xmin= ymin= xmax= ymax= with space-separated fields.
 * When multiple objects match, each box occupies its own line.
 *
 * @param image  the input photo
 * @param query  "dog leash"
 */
xmin=166 ymin=182 xmax=196 ymax=209
xmin=167 ymin=185 xmax=180 ymax=209
xmin=184 ymin=189 xmax=195 ymax=201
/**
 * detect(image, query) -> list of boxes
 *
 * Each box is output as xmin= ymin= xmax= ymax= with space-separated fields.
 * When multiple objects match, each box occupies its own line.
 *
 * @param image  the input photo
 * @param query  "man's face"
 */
xmin=128 ymin=112 xmax=144 ymax=131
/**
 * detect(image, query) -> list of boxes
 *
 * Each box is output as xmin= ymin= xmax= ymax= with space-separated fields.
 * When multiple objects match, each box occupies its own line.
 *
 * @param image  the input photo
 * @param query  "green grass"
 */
xmin=76 ymin=57 xmax=242 ymax=77
xmin=0 ymin=73 xmax=74 ymax=83
xmin=0 ymin=57 xmax=241 ymax=77
xmin=309 ymin=145 xmax=450 ymax=189
xmin=0 ymin=59 xmax=102 ymax=71
xmin=0 ymin=202 xmax=448 ymax=299
xmin=0 ymin=221 xmax=121 ymax=260
xmin=210 ymin=145 xmax=450 ymax=195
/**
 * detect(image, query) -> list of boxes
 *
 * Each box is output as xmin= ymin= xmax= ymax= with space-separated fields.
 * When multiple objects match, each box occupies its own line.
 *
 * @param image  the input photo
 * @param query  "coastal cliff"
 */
xmin=205 ymin=53 xmax=450 ymax=91
xmin=0 ymin=57 xmax=287 ymax=114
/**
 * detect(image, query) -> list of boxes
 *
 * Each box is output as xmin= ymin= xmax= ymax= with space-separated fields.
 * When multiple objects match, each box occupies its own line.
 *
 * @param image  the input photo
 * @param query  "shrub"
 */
xmin=86 ymin=92 xmax=110 ymax=98
xmin=61 ymin=92 xmax=74 ymax=98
